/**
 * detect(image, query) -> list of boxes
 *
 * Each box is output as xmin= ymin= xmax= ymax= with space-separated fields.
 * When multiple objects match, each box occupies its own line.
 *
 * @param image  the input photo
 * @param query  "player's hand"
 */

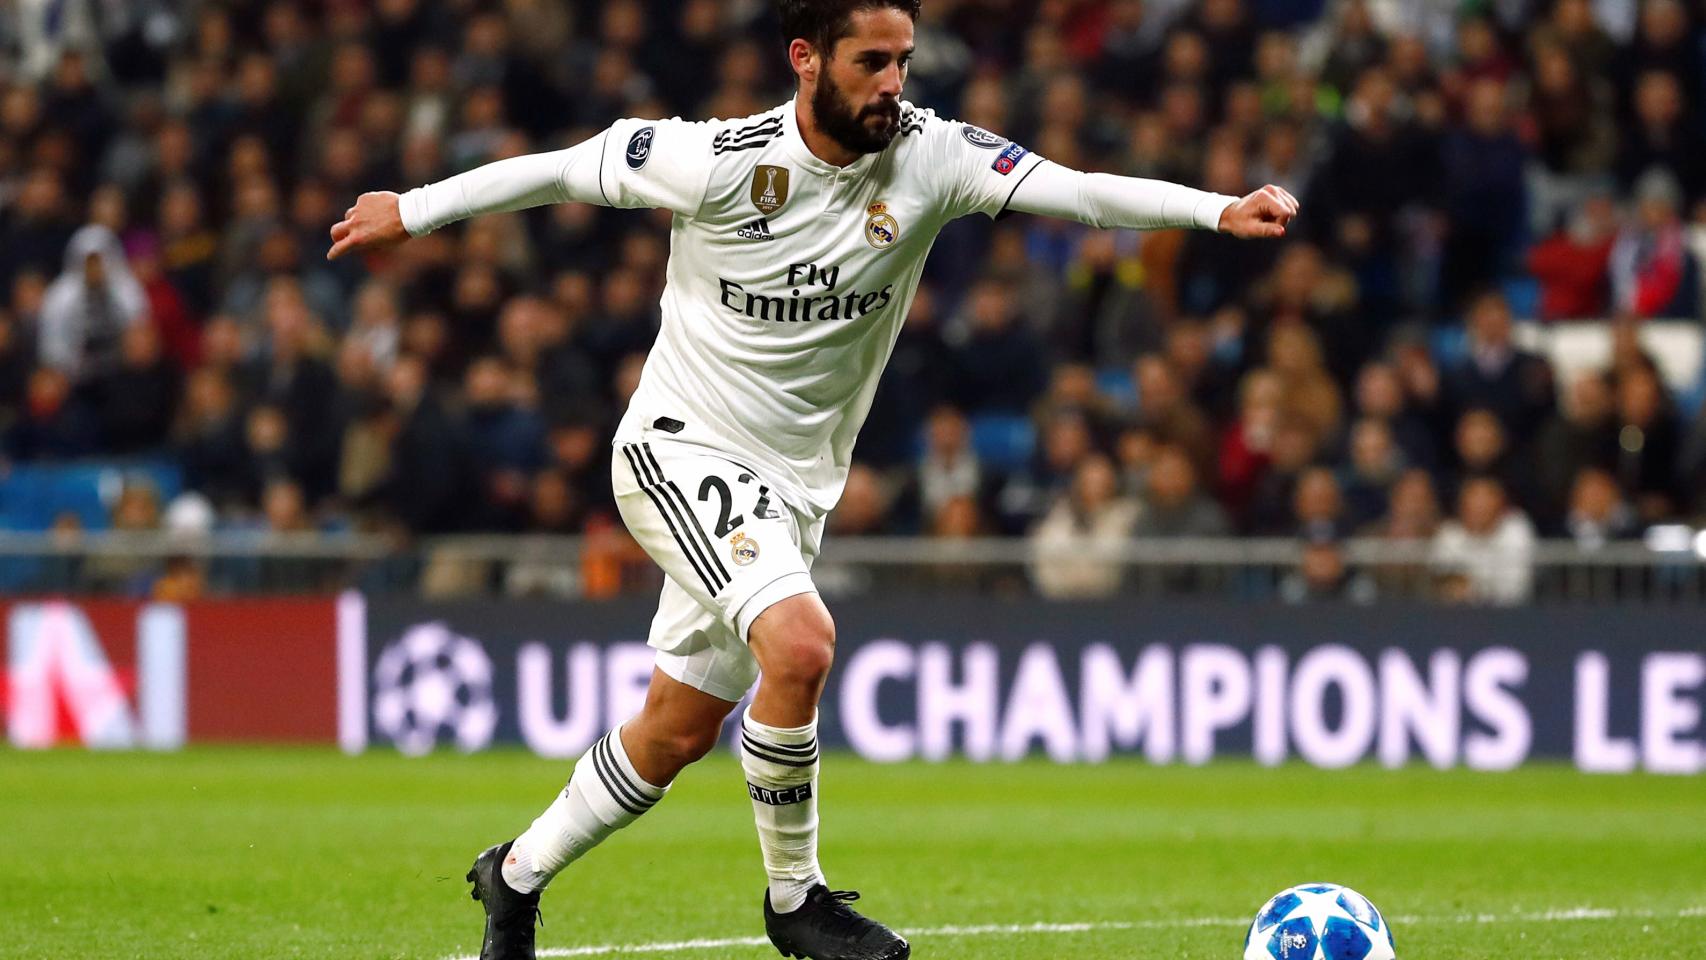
xmin=1218 ymin=184 xmax=1299 ymax=239
xmin=327 ymin=191 xmax=408 ymax=260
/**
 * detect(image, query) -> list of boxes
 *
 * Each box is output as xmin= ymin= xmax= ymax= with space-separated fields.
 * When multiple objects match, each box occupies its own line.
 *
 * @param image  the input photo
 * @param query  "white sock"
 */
xmin=741 ymin=708 xmax=825 ymax=913
xmin=502 ymin=726 xmax=666 ymax=893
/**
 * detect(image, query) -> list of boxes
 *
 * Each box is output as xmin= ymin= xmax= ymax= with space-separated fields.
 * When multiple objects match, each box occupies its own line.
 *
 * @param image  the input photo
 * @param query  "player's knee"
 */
xmin=768 ymin=615 xmax=836 ymax=689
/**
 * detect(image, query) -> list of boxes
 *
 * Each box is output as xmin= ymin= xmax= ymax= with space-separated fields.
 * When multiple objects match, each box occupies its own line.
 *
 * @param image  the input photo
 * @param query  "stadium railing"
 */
xmin=0 ymin=531 xmax=1702 ymax=604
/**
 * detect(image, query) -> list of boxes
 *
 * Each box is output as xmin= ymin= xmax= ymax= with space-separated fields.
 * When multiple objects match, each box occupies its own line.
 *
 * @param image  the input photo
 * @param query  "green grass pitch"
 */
xmin=4 ymin=748 xmax=1703 ymax=959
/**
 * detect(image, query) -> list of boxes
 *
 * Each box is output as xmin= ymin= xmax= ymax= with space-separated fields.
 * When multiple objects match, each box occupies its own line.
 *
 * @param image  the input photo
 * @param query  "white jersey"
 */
xmin=596 ymin=99 xmax=1046 ymax=519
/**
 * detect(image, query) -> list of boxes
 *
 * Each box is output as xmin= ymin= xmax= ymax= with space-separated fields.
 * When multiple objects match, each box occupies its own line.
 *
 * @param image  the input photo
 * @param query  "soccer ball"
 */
xmin=1242 ymin=883 xmax=1396 ymax=960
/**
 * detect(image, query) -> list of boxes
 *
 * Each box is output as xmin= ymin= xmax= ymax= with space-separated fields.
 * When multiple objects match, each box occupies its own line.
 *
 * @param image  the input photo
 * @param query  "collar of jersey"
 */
xmin=780 ymin=97 xmax=881 ymax=179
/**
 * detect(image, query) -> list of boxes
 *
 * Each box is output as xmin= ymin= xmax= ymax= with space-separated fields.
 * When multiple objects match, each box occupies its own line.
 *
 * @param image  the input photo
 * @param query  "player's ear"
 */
xmin=788 ymin=37 xmax=819 ymax=84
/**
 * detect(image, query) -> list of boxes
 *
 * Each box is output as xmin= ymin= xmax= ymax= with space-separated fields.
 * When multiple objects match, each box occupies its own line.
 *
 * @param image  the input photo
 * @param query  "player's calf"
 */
xmin=499 ymin=728 xmax=668 ymax=895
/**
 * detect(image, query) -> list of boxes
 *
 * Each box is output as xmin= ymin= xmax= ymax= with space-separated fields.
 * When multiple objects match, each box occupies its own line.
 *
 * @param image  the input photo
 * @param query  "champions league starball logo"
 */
xmin=625 ymin=126 xmax=655 ymax=170
xmin=371 ymin=622 xmax=498 ymax=755
xmin=961 ymin=124 xmax=1007 ymax=149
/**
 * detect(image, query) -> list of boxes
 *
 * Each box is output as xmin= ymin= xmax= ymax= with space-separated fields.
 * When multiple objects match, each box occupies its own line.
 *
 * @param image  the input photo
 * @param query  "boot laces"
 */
xmin=815 ymin=890 xmax=873 ymax=938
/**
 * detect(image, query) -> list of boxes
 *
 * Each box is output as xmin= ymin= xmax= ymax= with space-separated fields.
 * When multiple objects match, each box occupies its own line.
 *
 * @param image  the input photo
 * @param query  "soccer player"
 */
xmin=328 ymin=2 xmax=1296 ymax=958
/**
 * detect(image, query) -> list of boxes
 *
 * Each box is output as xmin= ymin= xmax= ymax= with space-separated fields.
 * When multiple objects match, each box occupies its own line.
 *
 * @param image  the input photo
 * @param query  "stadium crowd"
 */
xmin=3 ymin=0 xmax=1706 ymax=603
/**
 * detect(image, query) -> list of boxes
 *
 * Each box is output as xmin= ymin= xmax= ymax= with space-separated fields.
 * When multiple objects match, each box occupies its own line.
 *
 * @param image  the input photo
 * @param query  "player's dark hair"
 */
xmin=776 ymin=0 xmax=922 ymax=55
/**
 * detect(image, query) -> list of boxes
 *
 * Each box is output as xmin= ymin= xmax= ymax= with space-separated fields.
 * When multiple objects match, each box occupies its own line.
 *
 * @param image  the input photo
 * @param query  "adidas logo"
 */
xmin=737 ymin=218 xmax=775 ymax=241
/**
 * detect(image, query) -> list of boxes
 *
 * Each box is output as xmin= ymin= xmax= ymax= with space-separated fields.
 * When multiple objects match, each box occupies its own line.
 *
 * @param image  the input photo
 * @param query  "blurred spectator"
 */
xmin=1438 ymin=77 xmax=1527 ymax=308
xmin=543 ymin=411 xmax=615 ymax=525
xmin=246 ymin=289 xmax=339 ymax=499
xmin=1608 ymin=169 xmax=1697 ymax=317
xmin=84 ymin=484 xmax=163 ymax=593
xmin=0 ymin=166 xmax=76 ymax=292
xmin=128 ymin=236 xmax=201 ymax=370
xmin=932 ymin=493 xmax=986 ymax=539
xmin=1541 ymin=0 xmax=1617 ymax=75
xmin=86 ymin=323 xmax=179 ymax=454
xmin=1134 ymin=353 xmax=1216 ymax=478
xmin=1034 ymin=363 xmax=1125 ymax=440
xmin=1167 ymin=316 xmax=1241 ymax=421
xmin=4 ymin=366 xmax=97 ymax=460
xmin=1114 ymin=424 xmax=1161 ymax=498
xmin=156 ymin=181 xmax=219 ymax=316
xmin=1526 ymin=191 xmax=1617 ymax=320
xmin=153 ymin=556 xmax=207 ymax=602
xmin=1134 ymin=443 xmax=1230 ymax=537
xmin=38 ymin=225 xmax=147 ymax=381
xmin=1217 ymin=368 xmax=1282 ymax=518
xmin=1430 ymin=476 xmax=1536 ymax=605
xmin=950 ymin=277 xmax=1046 ymax=414
xmin=1174 ymin=136 xmax=1277 ymax=317
xmin=1301 ymin=67 xmax=1438 ymax=323
xmin=1280 ymin=530 xmax=1376 ymax=604
xmin=1029 ymin=454 xmax=1141 ymax=599
xmin=1451 ymin=407 xmax=1536 ymax=510
xmin=370 ymin=354 xmax=471 ymax=534
xmin=1340 ymin=417 xmax=1403 ymax=529
xmin=1535 ymin=371 xmax=1620 ymax=524
xmin=1246 ymin=244 xmax=1363 ymax=386
xmin=176 ymin=367 xmax=249 ymax=509
xmin=1353 ymin=360 xmax=1437 ymax=471
xmin=1563 ymin=467 xmax=1638 ymax=547
xmin=1615 ymin=2 xmax=1701 ymax=120
xmin=1244 ymin=414 xmax=1321 ymax=534
xmin=261 ymin=479 xmax=313 ymax=533
xmin=1368 ymin=469 xmax=1442 ymax=541
xmin=1443 ymin=291 xmax=1554 ymax=439
xmin=1058 ymin=231 xmax=1164 ymax=366
xmin=863 ymin=285 xmax=952 ymax=467
xmin=1310 ymin=0 xmax=1386 ymax=94
xmin=463 ymin=355 xmax=546 ymax=529
xmin=913 ymin=405 xmax=981 ymax=530
xmin=1264 ymin=323 xmax=1343 ymax=440
xmin=1523 ymin=41 xmax=1617 ymax=236
xmin=1291 ymin=465 xmax=1344 ymax=538
xmin=1617 ymin=70 xmax=1706 ymax=203
xmin=1612 ymin=363 xmax=1682 ymax=523
xmin=0 ymin=312 xmax=35 ymax=420
xmin=829 ymin=464 xmax=891 ymax=537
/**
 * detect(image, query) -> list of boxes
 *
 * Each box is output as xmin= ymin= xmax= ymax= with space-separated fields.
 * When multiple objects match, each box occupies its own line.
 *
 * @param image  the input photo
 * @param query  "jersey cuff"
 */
xmin=1194 ymin=193 xmax=1237 ymax=232
xmin=398 ymin=187 xmax=432 ymax=237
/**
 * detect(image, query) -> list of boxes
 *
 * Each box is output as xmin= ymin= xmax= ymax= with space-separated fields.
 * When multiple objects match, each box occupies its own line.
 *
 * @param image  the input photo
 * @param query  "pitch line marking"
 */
xmin=442 ymin=906 xmax=1706 ymax=959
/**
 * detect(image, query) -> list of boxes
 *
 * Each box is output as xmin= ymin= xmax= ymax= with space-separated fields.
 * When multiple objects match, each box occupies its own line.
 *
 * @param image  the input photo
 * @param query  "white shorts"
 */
xmin=612 ymin=433 xmax=824 ymax=702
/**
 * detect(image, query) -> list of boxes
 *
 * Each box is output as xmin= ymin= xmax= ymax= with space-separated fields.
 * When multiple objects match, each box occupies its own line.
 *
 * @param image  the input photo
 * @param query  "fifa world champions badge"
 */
xmin=752 ymin=165 xmax=790 ymax=215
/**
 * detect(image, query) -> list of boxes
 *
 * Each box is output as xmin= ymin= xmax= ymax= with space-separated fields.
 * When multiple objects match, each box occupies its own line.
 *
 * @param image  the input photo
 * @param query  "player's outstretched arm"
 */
xmin=326 ymin=146 xmax=590 ymax=260
xmin=327 ymin=119 xmax=713 ymax=261
xmin=1003 ymin=161 xmax=1298 ymax=239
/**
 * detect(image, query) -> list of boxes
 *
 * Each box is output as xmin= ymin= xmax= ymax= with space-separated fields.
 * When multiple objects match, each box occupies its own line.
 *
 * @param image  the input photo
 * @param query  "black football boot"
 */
xmin=466 ymin=841 xmax=542 ymax=960
xmin=764 ymin=885 xmax=910 ymax=960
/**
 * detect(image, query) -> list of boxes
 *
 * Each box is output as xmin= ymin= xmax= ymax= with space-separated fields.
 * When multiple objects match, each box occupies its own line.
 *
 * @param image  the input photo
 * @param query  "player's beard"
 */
xmin=812 ymin=69 xmax=901 ymax=155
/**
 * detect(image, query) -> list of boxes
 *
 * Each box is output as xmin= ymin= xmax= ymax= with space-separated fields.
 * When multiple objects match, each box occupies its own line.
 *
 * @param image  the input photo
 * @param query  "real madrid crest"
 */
xmin=730 ymin=531 xmax=760 ymax=566
xmin=864 ymin=201 xmax=899 ymax=250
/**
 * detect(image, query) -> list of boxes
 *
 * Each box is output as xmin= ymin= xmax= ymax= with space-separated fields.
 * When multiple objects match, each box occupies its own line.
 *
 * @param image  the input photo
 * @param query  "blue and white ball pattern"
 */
xmin=1242 ymin=883 xmax=1396 ymax=960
